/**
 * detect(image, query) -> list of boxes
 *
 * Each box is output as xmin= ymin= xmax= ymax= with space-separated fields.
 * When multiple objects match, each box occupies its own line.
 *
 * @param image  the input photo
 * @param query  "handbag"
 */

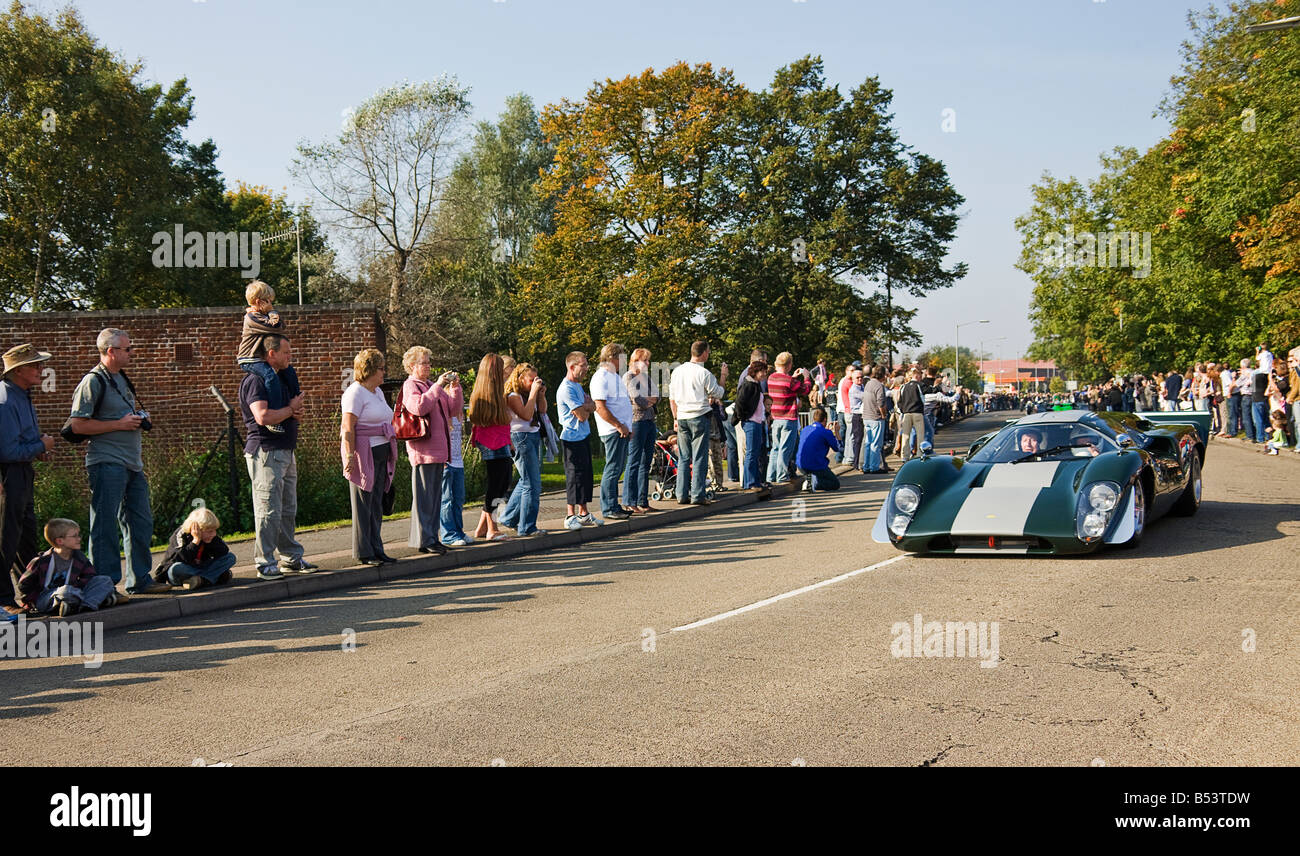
xmin=392 ymin=383 xmax=429 ymax=441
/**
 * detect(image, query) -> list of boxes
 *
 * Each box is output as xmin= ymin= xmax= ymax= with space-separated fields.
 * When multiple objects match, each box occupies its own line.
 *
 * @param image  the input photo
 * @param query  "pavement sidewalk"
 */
xmin=39 ymin=468 xmax=863 ymax=632
xmin=19 ymin=416 xmax=979 ymax=633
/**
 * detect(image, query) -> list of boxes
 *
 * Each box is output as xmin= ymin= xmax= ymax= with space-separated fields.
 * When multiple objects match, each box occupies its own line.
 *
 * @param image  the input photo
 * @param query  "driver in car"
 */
xmin=1018 ymin=428 xmax=1043 ymax=454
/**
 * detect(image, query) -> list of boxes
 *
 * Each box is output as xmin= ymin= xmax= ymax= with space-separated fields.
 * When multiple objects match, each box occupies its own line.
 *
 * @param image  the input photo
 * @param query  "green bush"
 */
xmin=31 ymin=461 xmax=88 ymax=550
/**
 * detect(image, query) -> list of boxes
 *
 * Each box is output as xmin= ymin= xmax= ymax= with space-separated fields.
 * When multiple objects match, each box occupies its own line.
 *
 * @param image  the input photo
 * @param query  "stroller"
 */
xmin=650 ymin=433 xmax=716 ymax=501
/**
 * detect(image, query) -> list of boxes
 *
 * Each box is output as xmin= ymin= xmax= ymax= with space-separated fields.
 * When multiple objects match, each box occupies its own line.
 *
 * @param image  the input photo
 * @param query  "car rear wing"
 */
xmin=1135 ymin=410 xmax=1211 ymax=445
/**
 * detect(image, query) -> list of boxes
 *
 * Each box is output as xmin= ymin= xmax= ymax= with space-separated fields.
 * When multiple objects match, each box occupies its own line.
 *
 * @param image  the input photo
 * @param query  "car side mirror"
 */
xmin=1116 ymin=433 xmax=1134 ymax=447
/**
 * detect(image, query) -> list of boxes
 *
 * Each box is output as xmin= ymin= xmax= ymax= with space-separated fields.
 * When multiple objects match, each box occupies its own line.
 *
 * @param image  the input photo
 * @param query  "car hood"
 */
xmin=932 ymin=459 xmax=1091 ymax=537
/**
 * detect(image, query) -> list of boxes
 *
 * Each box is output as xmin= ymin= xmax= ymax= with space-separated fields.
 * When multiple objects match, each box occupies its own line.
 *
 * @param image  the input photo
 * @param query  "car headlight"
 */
xmin=1076 ymin=480 xmax=1121 ymax=542
xmin=888 ymin=484 xmax=923 ymax=537
xmin=1087 ymin=483 xmax=1118 ymax=512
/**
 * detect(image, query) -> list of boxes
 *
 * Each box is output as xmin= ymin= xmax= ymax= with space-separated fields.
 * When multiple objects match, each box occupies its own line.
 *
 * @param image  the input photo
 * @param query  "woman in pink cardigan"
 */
xmin=401 ymin=346 xmax=455 ymax=555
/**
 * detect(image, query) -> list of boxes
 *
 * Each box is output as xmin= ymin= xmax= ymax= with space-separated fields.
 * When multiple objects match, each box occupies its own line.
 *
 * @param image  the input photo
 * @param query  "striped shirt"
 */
xmin=767 ymin=371 xmax=811 ymax=421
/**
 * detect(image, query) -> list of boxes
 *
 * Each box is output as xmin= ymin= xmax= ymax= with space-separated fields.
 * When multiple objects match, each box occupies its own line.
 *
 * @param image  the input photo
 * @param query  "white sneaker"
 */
xmin=565 ymin=515 xmax=583 ymax=531
xmin=445 ymin=538 xmax=470 ymax=547
xmin=578 ymin=513 xmax=603 ymax=527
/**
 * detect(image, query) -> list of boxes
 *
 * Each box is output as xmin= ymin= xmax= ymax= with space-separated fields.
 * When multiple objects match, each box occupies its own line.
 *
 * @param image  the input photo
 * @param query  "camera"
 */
xmin=137 ymin=409 xmax=152 ymax=432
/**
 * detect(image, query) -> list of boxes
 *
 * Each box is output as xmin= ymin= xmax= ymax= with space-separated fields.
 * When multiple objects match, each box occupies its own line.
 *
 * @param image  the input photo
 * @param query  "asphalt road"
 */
xmin=3 ymin=411 xmax=1296 ymax=766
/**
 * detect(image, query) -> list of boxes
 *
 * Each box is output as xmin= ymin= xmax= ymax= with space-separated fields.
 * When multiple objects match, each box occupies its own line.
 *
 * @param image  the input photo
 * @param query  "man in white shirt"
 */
xmin=669 ymin=340 xmax=725 ymax=505
xmin=590 ymin=343 xmax=634 ymax=520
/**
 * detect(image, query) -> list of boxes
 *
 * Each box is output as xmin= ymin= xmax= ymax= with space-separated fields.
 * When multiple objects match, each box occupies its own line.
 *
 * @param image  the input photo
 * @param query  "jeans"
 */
xmin=723 ymin=419 xmax=740 ymax=482
xmin=1243 ymin=399 xmax=1258 ymax=442
xmin=807 ymin=468 xmax=840 ymax=491
xmin=923 ymin=412 xmax=936 ymax=449
xmin=33 ymin=575 xmax=116 ymax=613
xmin=166 ymin=552 xmax=237 ymax=586
xmin=439 ymin=465 xmax=469 ymax=544
xmin=500 ymin=431 xmax=542 ymax=533
xmin=624 ymin=420 xmax=657 ymax=507
xmin=1227 ymin=395 xmax=1241 ymax=435
xmin=741 ymin=420 xmax=765 ymax=489
xmin=244 ymin=448 xmax=305 ymax=571
xmin=240 ymin=361 xmax=300 ymax=409
xmin=600 ymin=432 xmax=630 ymax=516
xmin=676 ymin=414 xmax=711 ymax=502
xmin=1252 ymin=400 xmax=1269 ymax=443
xmin=862 ymin=420 xmax=885 ymax=472
xmin=767 ymin=419 xmax=798 ymax=483
xmin=87 ymin=463 xmax=154 ymax=593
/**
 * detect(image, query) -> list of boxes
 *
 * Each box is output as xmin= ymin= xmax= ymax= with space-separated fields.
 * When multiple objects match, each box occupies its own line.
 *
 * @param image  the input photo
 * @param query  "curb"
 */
xmin=1210 ymin=432 xmax=1300 ymax=463
xmin=61 ymin=473 xmax=837 ymax=633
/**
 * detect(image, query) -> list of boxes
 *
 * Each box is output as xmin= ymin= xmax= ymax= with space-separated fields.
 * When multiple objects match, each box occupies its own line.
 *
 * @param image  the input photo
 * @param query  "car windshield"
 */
xmin=969 ymin=423 xmax=1119 ymax=464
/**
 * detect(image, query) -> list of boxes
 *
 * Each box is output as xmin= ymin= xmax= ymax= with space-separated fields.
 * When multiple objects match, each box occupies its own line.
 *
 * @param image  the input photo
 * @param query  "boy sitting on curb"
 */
xmin=18 ymin=519 xmax=123 ymax=617
xmin=154 ymin=507 xmax=236 ymax=591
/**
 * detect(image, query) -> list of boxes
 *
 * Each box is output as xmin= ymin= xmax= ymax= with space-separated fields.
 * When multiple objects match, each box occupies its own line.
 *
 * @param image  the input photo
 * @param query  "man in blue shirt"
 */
xmin=795 ymin=407 xmax=842 ymax=491
xmin=0 ymin=344 xmax=57 ymax=615
xmin=557 ymin=351 xmax=601 ymax=530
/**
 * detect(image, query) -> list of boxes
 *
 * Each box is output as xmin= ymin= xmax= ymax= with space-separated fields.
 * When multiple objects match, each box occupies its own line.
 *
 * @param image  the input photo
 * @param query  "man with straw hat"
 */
xmin=0 ymin=343 xmax=57 ymax=616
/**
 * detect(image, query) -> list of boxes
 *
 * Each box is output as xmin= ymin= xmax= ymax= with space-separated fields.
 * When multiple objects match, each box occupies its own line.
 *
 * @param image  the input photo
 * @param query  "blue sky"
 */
xmin=52 ymin=0 xmax=1211 ymax=359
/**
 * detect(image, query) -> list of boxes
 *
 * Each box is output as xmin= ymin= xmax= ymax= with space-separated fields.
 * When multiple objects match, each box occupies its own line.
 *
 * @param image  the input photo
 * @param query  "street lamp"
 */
xmin=955 ymin=319 xmax=989 ymax=387
xmin=1246 ymin=14 xmax=1300 ymax=33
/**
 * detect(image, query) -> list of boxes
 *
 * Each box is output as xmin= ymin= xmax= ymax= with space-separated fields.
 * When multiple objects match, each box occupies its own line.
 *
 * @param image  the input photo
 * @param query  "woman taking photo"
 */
xmin=341 ymin=348 xmax=397 ymax=566
xmin=498 ymin=362 xmax=547 ymax=536
xmin=467 ymin=353 xmax=513 ymax=542
xmin=735 ymin=360 xmax=768 ymax=490
xmin=623 ymin=348 xmax=659 ymax=512
xmin=401 ymin=346 xmax=454 ymax=555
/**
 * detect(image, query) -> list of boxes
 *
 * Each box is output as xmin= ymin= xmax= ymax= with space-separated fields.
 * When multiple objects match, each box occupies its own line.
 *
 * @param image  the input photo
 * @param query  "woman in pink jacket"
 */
xmin=401 ymin=346 xmax=455 ymax=555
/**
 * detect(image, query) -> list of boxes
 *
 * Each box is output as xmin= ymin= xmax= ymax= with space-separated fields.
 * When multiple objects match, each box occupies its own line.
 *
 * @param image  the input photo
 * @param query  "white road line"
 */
xmin=670 ymin=553 xmax=912 ymax=633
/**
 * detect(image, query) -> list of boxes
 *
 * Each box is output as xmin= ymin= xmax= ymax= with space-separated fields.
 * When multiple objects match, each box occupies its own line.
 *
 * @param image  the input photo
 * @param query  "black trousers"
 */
xmin=483 ymin=457 xmax=512 ymax=513
xmin=0 ymin=462 xmax=37 ymax=607
xmin=563 ymin=437 xmax=594 ymax=505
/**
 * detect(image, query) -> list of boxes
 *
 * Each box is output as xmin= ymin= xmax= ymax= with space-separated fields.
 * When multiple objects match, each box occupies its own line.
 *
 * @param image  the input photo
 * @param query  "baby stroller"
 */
xmin=650 ymin=433 xmax=716 ymax=501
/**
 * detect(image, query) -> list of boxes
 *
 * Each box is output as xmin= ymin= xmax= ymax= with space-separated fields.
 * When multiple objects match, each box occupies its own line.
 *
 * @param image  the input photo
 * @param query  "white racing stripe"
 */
xmin=670 ymin=554 xmax=911 ymax=633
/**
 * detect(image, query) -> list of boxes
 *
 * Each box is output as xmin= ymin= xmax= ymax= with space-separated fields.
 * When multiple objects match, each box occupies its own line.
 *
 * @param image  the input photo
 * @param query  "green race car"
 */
xmin=871 ymin=409 xmax=1208 ymax=555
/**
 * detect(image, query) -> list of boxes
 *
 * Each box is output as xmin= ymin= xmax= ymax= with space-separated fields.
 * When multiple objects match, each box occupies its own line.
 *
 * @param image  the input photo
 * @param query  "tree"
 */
xmin=402 ymin=94 xmax=556 ymax=368
xmin=1016 ymin=0 xmax=1300 ymax=377
xmin=914 ymin=344 xmax=982 ymax=391
xmin=0 ymin=2 xmax=223 ymax=310
xmin=292 ymin=78 xmax=473 ymax=319
xmin=517 ymin=61 xmax=747 ymax=370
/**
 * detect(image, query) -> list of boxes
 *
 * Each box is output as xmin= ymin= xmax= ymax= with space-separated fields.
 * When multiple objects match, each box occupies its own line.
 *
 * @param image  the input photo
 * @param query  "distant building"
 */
xmin=978 ymin=359 xmax=1059 ymax=388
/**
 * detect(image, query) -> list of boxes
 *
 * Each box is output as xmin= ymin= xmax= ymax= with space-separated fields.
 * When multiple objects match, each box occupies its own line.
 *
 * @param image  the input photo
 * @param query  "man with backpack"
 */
xmin=65 ymin=328 xmax=170 ymax=595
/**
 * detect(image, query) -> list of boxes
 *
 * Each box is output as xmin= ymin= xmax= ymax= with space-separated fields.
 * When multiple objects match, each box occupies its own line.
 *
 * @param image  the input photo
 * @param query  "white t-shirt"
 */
xmin=342 ymin=381 xmax=394 ymax=447
xmin=590 ymin=364 xmax=633 ymax=437
xmin=507 ymin=392 xmax=539 ymax=434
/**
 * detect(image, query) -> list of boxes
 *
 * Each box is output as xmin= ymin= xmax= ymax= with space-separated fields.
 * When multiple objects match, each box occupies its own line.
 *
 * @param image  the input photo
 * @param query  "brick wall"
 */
xmin=1 ymin=303 xmax=383 ymax=495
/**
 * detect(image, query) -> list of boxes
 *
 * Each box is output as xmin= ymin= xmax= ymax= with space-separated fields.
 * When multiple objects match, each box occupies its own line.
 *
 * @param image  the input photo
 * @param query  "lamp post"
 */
xmin=980 ymin=336 xmax=1006 ymax=388
xmin=956 ymin=319 xmax=989 ymax=388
